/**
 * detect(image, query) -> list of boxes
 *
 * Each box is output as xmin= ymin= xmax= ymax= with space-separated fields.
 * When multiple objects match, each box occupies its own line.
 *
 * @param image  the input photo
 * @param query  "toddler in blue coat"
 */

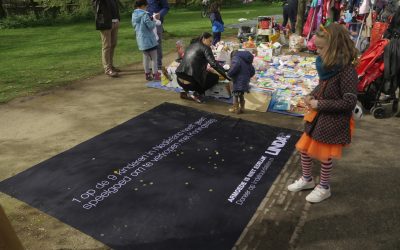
xmin=227 ymin=50 xmax=255 ymax=114
xmin=132 ymin=0 xmax=160 ymax=81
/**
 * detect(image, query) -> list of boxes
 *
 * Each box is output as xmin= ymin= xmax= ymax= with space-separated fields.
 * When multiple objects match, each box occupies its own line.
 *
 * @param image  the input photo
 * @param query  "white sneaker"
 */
xmin=288 ymin=177 xmax=315 ymax=192
xmin=306 ymin=185 xmax=331 ymax=203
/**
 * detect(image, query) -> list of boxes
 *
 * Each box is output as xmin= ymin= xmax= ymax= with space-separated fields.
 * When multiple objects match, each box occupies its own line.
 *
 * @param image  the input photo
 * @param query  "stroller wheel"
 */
xmin=371 ymin=106 xmax=386 ymax=119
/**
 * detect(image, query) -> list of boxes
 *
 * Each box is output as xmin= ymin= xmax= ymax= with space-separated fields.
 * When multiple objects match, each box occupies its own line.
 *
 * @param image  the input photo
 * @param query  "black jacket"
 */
xmin=175 ymin=41 xmax=229 ymax=88
xmin=92 ymin=0 xmax=120 ymax=30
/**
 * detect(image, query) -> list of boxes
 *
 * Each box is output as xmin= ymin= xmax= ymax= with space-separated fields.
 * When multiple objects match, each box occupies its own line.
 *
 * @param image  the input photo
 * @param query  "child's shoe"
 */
xmin=229 ymin=103 xmax=242 ymax=114
xmin=287 ymin=177 xmax=315 ymax=192
xmin=305 ymin=185 xmax=331 ymax=203
xmin=153 ymin=72 xmax=161 ymax=81
xmin=145 ymin=72 xmax=153 ymax=81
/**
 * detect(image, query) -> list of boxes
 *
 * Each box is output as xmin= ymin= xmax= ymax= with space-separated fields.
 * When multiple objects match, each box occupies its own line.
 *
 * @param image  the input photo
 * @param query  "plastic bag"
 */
xmin=289 ymin=34 xmax=305 ymax=53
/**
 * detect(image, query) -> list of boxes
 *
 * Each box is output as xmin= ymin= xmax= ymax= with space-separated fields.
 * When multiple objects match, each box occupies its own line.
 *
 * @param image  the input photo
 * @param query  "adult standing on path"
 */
xmin=282 ymin=0 xmax=298 ymax=34
xmin=92 ymin=0 xmax=121 ymax=77
xmin=147 ymin=0 xmax=170 ymax=69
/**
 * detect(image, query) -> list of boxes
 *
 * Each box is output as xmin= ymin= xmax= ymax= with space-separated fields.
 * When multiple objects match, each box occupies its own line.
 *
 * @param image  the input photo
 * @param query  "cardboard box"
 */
xmin=244 ymin=89 xmax=272 ymax=112
xmin=256 ymin=47 xmax=273 ymax=61
xmin=205 ymin=81 xmax=231 ymax=99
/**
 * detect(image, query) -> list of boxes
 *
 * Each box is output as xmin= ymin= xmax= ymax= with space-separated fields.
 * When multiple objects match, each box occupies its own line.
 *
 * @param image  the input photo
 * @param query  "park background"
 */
xmin=0 ymin=0 xmax=282 ymax=103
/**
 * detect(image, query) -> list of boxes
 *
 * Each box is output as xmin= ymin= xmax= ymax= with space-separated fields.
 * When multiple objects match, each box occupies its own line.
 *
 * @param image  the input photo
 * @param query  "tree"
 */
xmin=0 ymin=0 xmax=7 ymax=19
xmin=34 ymin=0 xmax=91 ymax=13
xmin=296 ymin=0 xmax=306 ymax=35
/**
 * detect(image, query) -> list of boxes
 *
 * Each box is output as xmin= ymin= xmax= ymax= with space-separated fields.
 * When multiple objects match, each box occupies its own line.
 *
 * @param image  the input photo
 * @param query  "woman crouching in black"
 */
xmin=175 ymin=32 xmax=230 ymax=103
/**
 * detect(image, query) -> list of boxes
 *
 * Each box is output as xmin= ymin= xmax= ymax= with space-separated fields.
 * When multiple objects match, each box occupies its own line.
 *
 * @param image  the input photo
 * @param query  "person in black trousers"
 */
xmin=282 ymin=0 xmax=298 ymax=34
xmin=209 ymin=2 xmax=224 ymax=46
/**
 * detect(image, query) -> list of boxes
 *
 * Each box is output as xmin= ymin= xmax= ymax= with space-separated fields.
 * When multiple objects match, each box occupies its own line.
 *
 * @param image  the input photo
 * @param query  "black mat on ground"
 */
xmin=0 ymin=103 xmax=301 ymax=250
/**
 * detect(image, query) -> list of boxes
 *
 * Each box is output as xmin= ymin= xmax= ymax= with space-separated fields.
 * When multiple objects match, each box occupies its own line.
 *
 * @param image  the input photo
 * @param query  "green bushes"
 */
xmin=0 ymin=0 xmax=93 ymax=28
xmin=0 ymin=11 xmax=92 ymax=28
xmin=0 ymin=0 xmax=280 ymax=28
xmin=0 ymin=0 xmax=283 ymax=29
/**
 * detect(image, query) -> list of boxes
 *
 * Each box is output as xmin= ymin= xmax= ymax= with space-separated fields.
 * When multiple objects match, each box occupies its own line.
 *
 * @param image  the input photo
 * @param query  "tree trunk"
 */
xmin=296 ymin=0 xmax=307 ymax=35
xmin=28 ymin=0 xmax=41 ymax=19
xmin=0 ymin=0 xmax=7 ymax=19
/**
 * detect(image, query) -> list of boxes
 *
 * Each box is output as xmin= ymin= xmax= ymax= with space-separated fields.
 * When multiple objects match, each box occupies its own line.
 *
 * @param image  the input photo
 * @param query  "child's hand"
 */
xmin=304 ymin=95 xmax=314 ymax=106
xmin=153 ymin=13 xmax=160 ymax=20
xmin=309 ymin=99 xmax=318 ymax=109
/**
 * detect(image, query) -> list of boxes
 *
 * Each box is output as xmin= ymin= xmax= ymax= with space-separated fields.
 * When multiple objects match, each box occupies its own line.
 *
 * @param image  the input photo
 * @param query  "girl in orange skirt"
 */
xmin=288 ymin=23 xmax=359 ymax=203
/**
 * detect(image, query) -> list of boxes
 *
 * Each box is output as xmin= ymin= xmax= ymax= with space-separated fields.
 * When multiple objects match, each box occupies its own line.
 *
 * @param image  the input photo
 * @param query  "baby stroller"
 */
xmin=356 ymin=39 xmax=399 ymax=118
xmin=357 ymin=7 xmax=400 ymax=118
xmin=237 ymin=25 xmax=256 ymax=43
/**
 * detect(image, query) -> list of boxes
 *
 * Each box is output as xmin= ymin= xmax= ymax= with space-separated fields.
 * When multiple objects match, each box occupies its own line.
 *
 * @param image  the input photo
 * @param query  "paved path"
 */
xmin=1 ymin=53 xmax=399 ymax=249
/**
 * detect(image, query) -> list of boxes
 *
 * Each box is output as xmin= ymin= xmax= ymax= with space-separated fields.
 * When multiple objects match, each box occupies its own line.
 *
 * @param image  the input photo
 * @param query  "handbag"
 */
xmin=304 ymin=80 xmax=328 ymax=133
xmin=303 ymin=109 xmax=318 ymax=122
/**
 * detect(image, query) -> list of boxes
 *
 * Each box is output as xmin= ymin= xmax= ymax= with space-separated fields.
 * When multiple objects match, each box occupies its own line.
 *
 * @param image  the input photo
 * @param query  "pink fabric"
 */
xmin=307 ymin=34 xmax=317 ymax=51
xmin=303 ymin=8 xmax=317 ymax=37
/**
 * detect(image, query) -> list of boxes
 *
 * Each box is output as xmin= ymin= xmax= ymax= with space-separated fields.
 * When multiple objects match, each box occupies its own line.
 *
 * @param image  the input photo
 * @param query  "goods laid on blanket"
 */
xmin=252 ymin=54 xmax=318 ymax=116
xmin=163 ymin=40 xmax=319 ymax=116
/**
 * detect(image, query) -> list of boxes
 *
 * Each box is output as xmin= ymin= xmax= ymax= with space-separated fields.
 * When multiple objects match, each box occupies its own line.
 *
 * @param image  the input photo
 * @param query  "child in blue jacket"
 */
xmin=227 ymin=50 xmax=255 ymax=114
xmin=132 ymin=0 xmax=161 ymax=81
xmin=209 ymin=2 xmax=224 ymax=46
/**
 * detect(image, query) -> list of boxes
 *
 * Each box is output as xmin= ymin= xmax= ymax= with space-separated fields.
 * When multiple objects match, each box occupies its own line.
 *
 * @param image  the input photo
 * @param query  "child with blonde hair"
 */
xmin=288 ymin=23 xmax=359 ymax=203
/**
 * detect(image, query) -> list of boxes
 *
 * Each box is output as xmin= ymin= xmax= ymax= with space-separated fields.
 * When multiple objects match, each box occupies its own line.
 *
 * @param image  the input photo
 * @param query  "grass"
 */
xmin=0 ymin=2 xmax=281 ymax=103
